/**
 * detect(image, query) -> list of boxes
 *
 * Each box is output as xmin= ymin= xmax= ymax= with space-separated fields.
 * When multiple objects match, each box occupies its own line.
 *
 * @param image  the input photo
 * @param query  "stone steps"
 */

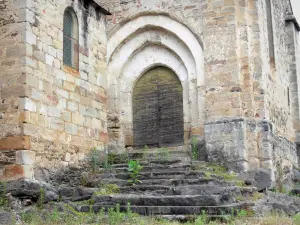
xmin=114 ymin=167 xmax=190 ymax=173
xmin=72 ymin=147 xmax=258 ymax=220
xmin=112 ymin=159 xmax=190 ymax=167
xmin=100 ymin=177 xmax=234 ymax=187
xmin=101 ymin=178 xmax=237 ymax=186
xmin=157 ymin=214 xmax=232 ymax=222
xmin=119 ymin=185 xmax=256 ymax=196
xmin=113 ymin=171 xmax=205 ymax=180
xmin=93 ymin=194 xmax=227 ymax=206
xmin=126 ymin=146 xmax=191 ymax=161
xmin=77 ymin=202 xmax=255 ymax=216
xmin=112 ymin=163 xmax=191 ymax=173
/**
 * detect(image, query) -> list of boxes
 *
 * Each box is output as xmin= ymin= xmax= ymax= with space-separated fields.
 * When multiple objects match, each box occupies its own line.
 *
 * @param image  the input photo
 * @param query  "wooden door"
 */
xmin=133 ymin=67 xmax=184 ymax=148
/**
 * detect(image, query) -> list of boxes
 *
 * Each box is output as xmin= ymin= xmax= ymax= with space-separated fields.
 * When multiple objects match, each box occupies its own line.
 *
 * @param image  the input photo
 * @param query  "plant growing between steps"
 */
xmin=194 ymin=210 xmax=208 ymax=225
xmin=88 ymin=148 xmax=104 ymax=172
xmin=159 ymin=147 xmax=170 ymax=161
xmin=143 ymin=145 xmax=149 ymax=161
xmin=93 ymin=184 xmax=120 ymax=196
xmin=191 ymin=136 xmax=199 ymax=160
xmin=37 ymin=188 xmax=45 ymax=208
xmin=127 ymin=160 xmax=143 ymax=185
xmin=0 ymin=182 xmax=8 ymax=208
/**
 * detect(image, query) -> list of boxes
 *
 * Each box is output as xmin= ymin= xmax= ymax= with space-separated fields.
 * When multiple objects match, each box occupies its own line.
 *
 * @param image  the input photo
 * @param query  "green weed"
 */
xmin=293 ymin=213 xmax=300 ymax=225
xmin=0 ymin=181 xmax=8 ymax=208
xmin=191 ymin=136 xmax=199 ymax=160
xmin=93 ymin=184 xmax=119 ymax=196
xmin=128 ymin=160 xmax=143 ymax=185
xmin=88 ymin=148 xmax=103 ymax=172
xmin=159 ymin=147 xmax=170 ymax=161
xmin=37 ymin=188 xmax=45 ymax=208
xmin=143 ymin=145 xmax=149 ymax=161
xmin=194 ymin=211 xmax=208 ymax=225
xmin=235 ymin=194 xmax=245 ymax=201
xmin=236 ymin=209 xmax=248 ymax=218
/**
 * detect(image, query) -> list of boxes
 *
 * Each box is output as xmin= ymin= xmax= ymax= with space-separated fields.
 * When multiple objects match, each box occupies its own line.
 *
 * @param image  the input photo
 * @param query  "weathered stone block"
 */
xmin=0 ymin=136 xmax=31 ymax=150
xmin=16 ymin=150 xmax=36 ymax=165
xmin=19 ymin=111 xmax=30 ymax=123
xmin=65 ymin=153 xmax=71 ymax=162
xmin=62 ymin=111 xmax=72 ymax=122
xmin=65 ymin=123 xmax=78 ymax=135
xmin=1 ymin=86 xmax=30 ymax=98
xmin=19 ymin=98 xmax=37 ymax=112
xmin=47 ymin=106 xmax=61 ymax=118
xmin=45 ymin=54 xmax=54 ymax=66
xmin=56 ymin=89 xmax=69 ymax=98
xmin=25 ymin=31 xmax=37 ymax=45
xmin=68 ymin=101 xmax=78 ymax=112
xmin=1 ymin=164 xmax=34 ymax=181
xmin=63 ymin=81 xmax=76 ymax=92
xmin=72 ymin=113 xmax=85 ymax=126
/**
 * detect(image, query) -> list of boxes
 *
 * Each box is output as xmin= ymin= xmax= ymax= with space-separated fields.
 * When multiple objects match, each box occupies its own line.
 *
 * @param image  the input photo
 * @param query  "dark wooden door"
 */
xmin=133 ymin=67 xmax=184 ymax=148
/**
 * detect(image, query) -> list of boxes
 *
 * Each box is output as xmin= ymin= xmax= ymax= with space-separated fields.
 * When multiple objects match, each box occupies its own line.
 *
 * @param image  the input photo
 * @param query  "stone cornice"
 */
xmin=285 ymin=15 xmax=300 ymax=31
xmin=84 ymin=0 xmax=112 ymax=15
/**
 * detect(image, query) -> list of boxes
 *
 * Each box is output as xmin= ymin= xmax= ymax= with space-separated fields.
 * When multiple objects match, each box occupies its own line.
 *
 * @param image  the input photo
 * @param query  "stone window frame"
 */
xmin=63 ymin=7 xmax=79 ymax=71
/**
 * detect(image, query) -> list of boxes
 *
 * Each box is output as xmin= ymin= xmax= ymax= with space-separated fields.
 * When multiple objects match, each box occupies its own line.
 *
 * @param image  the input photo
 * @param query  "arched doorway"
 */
xmin=133 ymin=67 xmax=184 ymax=148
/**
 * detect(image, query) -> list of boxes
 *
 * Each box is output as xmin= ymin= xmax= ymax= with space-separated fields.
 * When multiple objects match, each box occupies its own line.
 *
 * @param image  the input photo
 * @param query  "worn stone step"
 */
xmin=101 ymin=178 xmax=234 ymax=187
xmin=129 ymin=152 xmax=191 ymax=159
xmin=78 ymin=202 xmax=254 ymax=216
xmin=113 ymin=171 xmax=205 ymax=180
xmin=130 ymin=146 xmax=188 ymax=153
xmin=127 ymin=147 xmax=191 ymax=161
xmin=114 ymin=167 xmax=190 ymax=173
xmin=157 ymin=214 xmax=232 ymax=223
xmin=119 ymin=184 xmax=227 ymax=195
xmin=119 ymin=185 xmax=172 ymax=195
xmin=93 ymin=194 xmax=226 ymax=206
xmin=112 ymin=163 xmax=191 ymax=172
xmin=112 ymin=159 xmax=191 ymax=168
xmin=148 ymin=159 xmax=191 ymax=165
xmin=119 ymin=185 xmax=256 ymax=197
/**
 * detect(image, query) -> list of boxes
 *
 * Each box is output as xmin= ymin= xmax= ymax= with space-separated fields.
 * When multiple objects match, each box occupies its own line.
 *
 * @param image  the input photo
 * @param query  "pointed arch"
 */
xmin=107 ymin=13 xmax=204 ymax=86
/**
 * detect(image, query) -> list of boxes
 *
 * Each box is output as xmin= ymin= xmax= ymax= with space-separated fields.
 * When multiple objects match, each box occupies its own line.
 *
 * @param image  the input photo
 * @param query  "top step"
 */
xmin=127 ymin=146 xmax=191 ymax=161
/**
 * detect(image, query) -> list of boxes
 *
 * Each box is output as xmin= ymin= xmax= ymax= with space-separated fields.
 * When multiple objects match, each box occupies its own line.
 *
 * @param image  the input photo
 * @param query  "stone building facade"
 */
xmin=0 ymin=0 xmax=300 ymax=181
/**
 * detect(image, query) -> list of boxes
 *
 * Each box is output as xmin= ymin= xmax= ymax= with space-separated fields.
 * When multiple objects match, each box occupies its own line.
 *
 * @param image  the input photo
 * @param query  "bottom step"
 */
xmin=158 ymin=214 xmax=232 ymax=223
xmin=78 ymin=203 xmax=254 ymax=216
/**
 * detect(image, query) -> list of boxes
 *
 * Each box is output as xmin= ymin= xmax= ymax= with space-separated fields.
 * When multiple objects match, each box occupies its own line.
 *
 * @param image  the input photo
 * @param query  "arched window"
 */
xmin=266 ymin=0 xmax=275 ymax=63
xmin=63 ymin=7 xmax=79 ymax=70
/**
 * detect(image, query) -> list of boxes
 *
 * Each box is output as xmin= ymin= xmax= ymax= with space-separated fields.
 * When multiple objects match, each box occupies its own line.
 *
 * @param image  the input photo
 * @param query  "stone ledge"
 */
xmin=0 ymin=136 xmax=31 ymax=150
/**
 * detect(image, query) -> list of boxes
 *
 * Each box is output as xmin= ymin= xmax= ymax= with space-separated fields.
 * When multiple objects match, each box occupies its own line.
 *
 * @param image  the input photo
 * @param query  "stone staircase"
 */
xmin=72 ymin=147 xmax=257 ymax=220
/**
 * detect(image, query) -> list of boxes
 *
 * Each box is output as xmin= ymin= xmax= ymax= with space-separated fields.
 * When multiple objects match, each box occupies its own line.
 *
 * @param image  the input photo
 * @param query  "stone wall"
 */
xmin=204 ymin=0 xmax=261 ymax=172
xmin=25 ymin=0 xmax=108 ymax=168
xmin=259 ymin=0 xmax=300 ymax=177
xmin=0 ymin=0 xmax=109 ymax=175
xmin=205 ymin=0 xmax=299 ymax=174
xmin=263 ymin=0 xmax=294 ymax=140
xmin=0 ymin=0 xmax=28 ymax=169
